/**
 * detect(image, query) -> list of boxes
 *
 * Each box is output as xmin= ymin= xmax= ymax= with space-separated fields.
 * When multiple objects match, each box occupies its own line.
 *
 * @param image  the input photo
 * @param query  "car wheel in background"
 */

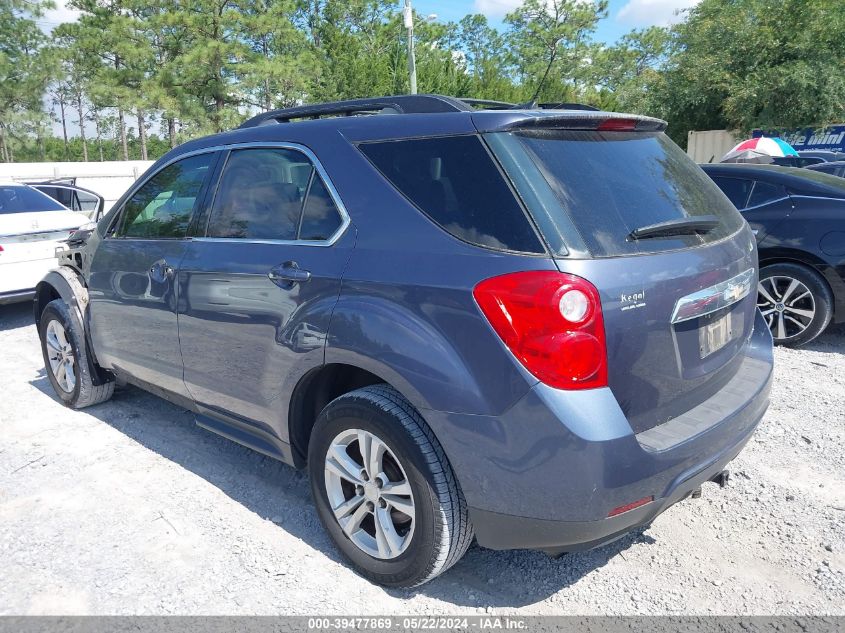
xmin=38 ymin=299 xmax=114 ymax=408
xmin=757 ymin=263 xmax=833 ymax=347
xmin=308 ymin=384 xmax=473 ymax=587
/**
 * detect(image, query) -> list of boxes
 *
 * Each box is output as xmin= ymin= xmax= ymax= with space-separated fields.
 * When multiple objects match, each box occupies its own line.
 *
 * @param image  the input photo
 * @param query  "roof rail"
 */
xmin=239 ymin=94 xmax=473 ymax=128
xmin=237 ymin=94 xmax=601 ymax=128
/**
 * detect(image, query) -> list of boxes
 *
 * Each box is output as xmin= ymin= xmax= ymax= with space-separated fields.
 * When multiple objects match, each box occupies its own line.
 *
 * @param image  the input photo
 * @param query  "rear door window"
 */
xmin=711 ymin=177 xmax=754 ymax=209
xmin=358 ymin=135 xmax=543 ymax=253
xmin=207 ymin=149 xmax=304 ymax=240
xmin=747 ymin=181 xmax=787 ymax=208
xmin=500 ymin=130 xmax=744 ymax=257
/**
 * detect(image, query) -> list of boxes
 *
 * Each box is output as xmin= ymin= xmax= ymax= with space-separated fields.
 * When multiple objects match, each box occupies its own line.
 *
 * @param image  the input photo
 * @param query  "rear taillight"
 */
xmin=473 ymin=271 xmax=607 ymax=390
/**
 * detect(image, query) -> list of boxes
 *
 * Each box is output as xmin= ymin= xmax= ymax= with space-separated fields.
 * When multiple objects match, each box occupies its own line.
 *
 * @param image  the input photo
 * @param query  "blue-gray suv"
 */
xmin=34 ymin=95 xmax=773 ymax=587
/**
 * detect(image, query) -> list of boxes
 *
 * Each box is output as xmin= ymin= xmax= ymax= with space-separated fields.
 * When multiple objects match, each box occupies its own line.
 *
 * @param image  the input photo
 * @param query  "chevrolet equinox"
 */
xmin=35 ymin=95 xmax=774 ymax=587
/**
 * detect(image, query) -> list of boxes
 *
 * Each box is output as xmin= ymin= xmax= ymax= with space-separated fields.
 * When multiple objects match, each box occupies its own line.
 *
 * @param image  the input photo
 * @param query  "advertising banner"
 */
xmin=753 ymin=125 xmax=845 ymax=151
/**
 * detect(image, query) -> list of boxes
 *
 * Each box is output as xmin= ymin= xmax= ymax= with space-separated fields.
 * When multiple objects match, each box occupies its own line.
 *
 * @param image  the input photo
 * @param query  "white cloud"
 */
xmin=473 ymin=0 xmax=524 ymax=17
xmin=474 ymin=0 xmax=595 ymax=18
xmin=41 ymin=0 xmax=82 ymax=30
xmin=616 ymin=0 xmax=700 ymax=26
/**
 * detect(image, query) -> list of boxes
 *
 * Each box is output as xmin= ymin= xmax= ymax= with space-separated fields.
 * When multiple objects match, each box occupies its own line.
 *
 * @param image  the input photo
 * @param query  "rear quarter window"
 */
xmin=358 ymin=135 xmax=544 ymax=254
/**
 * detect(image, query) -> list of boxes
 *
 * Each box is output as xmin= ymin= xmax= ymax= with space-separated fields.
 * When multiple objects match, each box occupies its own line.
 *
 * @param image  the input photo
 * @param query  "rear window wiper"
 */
xmin=628 ymin=216 xmax=720 ymax=240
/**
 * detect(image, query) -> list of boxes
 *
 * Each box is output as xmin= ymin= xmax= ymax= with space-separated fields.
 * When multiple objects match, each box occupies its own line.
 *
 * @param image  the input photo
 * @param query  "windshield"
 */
xmin=0 ymin=185 xmax=67 ymax=214
xmin=491 ymin=130 xmax=745 ymax=257
xmin=783 ymin=165 xmax=845 ymax=190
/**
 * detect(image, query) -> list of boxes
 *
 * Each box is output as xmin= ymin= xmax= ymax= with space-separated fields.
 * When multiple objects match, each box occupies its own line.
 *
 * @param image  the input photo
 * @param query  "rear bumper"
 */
xmin=423 ymin=309 xmax=773 ymax=552
xmin=471 ymin=421 xmax=754 ymax=553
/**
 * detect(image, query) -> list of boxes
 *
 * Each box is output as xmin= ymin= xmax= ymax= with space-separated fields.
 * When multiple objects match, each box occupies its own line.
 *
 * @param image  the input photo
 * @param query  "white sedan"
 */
xmin=0 ymin=182 xmax=88 ymax=304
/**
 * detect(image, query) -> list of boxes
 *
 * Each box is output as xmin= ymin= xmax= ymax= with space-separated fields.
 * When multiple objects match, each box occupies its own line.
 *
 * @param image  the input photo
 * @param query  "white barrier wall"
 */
xmin=0 ymin=160 xmax=155 ymax=211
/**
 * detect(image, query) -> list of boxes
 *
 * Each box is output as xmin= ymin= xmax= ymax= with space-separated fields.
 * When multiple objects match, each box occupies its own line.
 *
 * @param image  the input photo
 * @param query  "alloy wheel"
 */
xmin=45 ymin=320 xmax=76 ymax=393
xmin=757 ymin=275 xmax=815 ymax=341
xmin=324 ymin=428 xmax=415 ymax=560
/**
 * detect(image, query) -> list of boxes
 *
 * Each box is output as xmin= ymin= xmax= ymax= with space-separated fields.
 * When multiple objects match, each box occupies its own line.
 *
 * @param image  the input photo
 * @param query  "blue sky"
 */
xmin=409 ymin=0 xmax=700 ymax=44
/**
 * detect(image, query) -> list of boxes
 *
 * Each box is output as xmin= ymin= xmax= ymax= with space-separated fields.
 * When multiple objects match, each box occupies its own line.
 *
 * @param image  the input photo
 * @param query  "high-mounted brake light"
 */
xmin=473 ymin=271 xmax=607 ymax=390
xmin=597 ymin=118 xmax=638 ymax=132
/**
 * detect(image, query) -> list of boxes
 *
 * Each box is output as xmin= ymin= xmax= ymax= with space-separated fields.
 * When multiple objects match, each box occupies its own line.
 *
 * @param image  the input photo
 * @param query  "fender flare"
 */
xmin=34 ymin=267 xmax=88 ymax=329
xmin=34 ymin=267 xmax=111 ymax=385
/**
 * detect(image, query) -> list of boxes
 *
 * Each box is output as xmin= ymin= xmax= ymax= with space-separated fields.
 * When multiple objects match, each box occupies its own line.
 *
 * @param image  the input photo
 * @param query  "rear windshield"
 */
xmin=358 ymin=135 xmax=544 ymax=253
xmin=502 ymin=130 xmax=745 ymax=257
xmin=0 ymin=185 xmax=66 ymax=214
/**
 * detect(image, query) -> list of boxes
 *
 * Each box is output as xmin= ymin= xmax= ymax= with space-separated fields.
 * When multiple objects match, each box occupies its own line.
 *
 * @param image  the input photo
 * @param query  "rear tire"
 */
xmin=308 ymin=385 xmax=473 ymax=587
xmin=38 ymin=299 xmax=114 ymax=409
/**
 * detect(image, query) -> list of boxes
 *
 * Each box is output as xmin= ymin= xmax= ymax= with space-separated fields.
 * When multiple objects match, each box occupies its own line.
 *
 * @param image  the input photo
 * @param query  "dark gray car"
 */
xmin=34 ymin=95 xmax=773 ymax=587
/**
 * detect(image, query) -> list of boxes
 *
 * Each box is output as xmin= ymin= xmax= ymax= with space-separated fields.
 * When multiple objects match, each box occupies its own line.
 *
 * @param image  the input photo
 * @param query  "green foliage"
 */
xmin=302 ymin=0 xmax=406 ymax=100
xmin=505 ymin=0 xmax=608 ymax=102
xmin=454 ymin=14 xmax=520 ymax=101
xmin=2 ymin=0 xmax=843 ymax=161
xmin=239 ymin=0 xmax=319 ymax=110
xmin=662 ymin=0 xmax=845 ymax=140
xmin=13 ymin=131 xmax=171 ymax=162
xmin=0 ymin=0 xmax=57 ymax=161
xmin=591 ymin=26 xmax=669 ymax=112
xmin=586 ymin=0 xmax=845 ymax=146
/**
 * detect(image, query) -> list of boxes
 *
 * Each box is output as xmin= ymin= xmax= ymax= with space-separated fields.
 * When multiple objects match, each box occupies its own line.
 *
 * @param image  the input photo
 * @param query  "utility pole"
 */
xmin=404 ymin=0 xmax=417 ymax=95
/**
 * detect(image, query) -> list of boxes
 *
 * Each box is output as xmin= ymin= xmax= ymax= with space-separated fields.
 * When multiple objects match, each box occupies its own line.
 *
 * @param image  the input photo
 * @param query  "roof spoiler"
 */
xmin=473 ymin=112 xmax=667 ymax=133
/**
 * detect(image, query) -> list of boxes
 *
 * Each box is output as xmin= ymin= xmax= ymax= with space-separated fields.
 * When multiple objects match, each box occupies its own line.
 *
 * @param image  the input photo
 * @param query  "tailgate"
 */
xmin=486 ymin=125 xmax=759 ymax=433
xmin=558 ymin=230 xmax=759 ymax=433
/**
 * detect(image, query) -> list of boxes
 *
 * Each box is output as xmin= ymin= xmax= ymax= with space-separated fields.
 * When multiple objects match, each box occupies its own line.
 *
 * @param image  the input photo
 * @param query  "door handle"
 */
xmin=150 ymin=259 xmax=174 ymax=283
xmin=268 ymin=261 xmax=312 ymax=288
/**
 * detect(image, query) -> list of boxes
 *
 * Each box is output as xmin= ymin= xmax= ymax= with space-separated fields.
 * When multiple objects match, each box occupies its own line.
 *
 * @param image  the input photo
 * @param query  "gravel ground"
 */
xmin=0 ymin=300 xmax=843 ymax=616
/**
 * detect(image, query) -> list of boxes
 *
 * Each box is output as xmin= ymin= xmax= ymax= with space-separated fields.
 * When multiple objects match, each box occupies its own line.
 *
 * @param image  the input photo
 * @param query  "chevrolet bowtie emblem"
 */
xmin=723 ymin=283 xmax=742 ymax=302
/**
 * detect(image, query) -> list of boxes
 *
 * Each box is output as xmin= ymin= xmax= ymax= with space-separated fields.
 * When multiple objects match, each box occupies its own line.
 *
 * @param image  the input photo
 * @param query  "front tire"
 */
xmin=308 ymin=385 xmax=473 ymax=587
xmin=757 ymin=263 xmax=833 ymax=347
xmin=38 ymin=299 xmax=114 ymax=409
